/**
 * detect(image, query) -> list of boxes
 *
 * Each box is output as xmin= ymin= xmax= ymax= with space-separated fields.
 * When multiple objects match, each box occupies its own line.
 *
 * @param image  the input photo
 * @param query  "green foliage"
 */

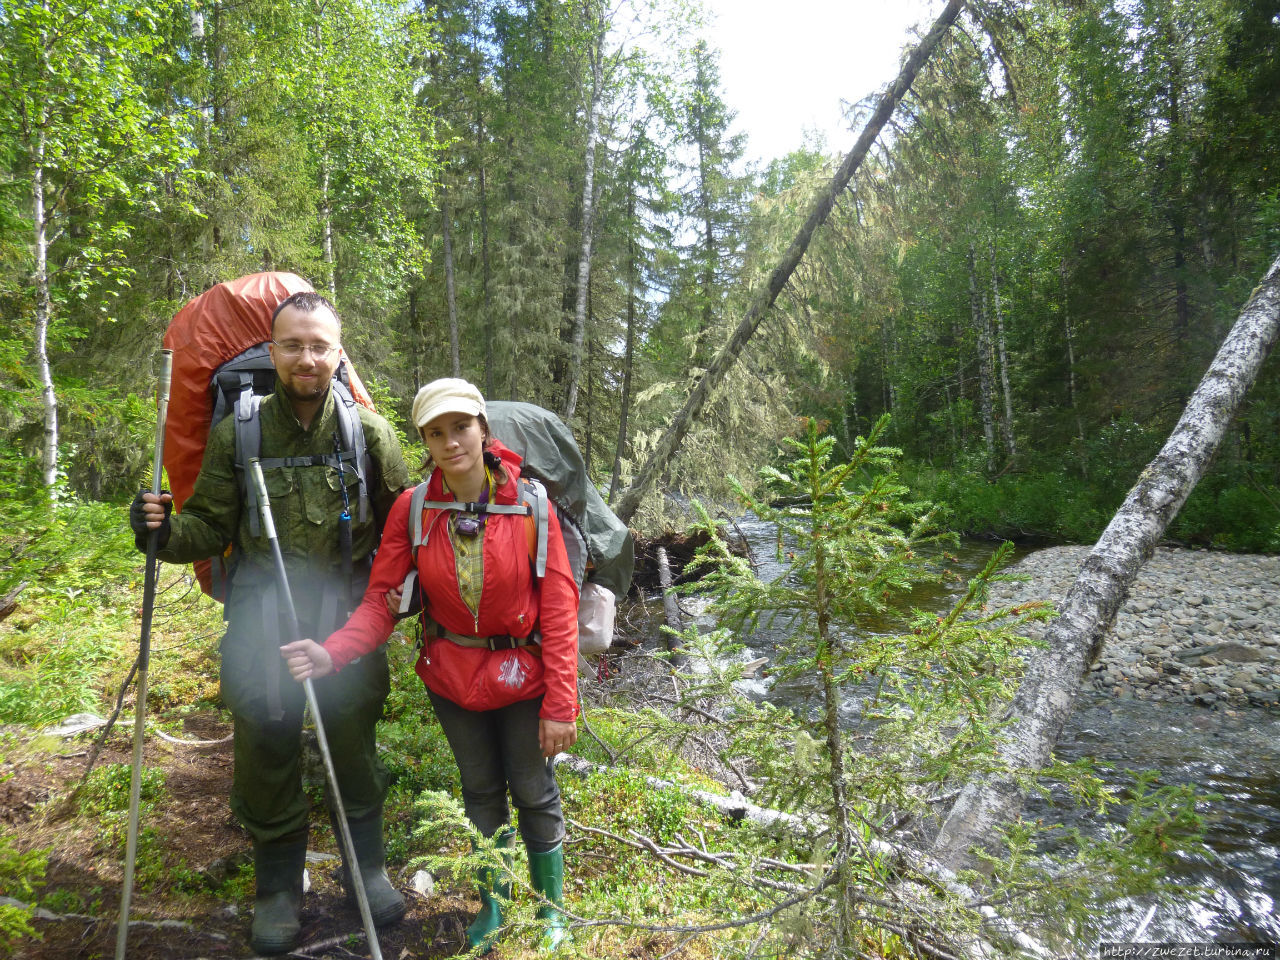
xmin=75 ymin=763 xmax=183 ymax=894
xmin=76 ymin=762 xmax=166 ymax=817
xmin=0 ymin=499 xmax=142 ymax=725
xmin=566 ymin=767 xmax=695 ymax=845
xmin=912 ymin=444 xmax=1280 ymax=551
xmin=0 ymin=832 xmax=46 ymax=954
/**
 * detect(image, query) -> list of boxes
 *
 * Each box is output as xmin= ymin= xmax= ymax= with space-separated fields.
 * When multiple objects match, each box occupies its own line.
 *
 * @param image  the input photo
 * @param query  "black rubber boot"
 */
xmin=331 ymin=808 xmax=406 ymax=927
xmin=250 ymin=829 xmax=308 ymax=955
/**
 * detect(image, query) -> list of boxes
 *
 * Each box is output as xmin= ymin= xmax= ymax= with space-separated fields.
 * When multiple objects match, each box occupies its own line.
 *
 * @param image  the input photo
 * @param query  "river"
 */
xmin=644 ymin=517 xmax=1280 ymax=947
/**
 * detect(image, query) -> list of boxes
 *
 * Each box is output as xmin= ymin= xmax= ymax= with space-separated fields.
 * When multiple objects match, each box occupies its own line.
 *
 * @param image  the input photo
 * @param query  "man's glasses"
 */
xmin=272 ymin=340 xmax=338 ymax=360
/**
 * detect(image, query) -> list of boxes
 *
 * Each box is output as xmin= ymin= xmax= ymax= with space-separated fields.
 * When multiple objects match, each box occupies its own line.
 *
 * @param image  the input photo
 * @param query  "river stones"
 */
xmin=985 ymin=545 xmax=1280 ymax=708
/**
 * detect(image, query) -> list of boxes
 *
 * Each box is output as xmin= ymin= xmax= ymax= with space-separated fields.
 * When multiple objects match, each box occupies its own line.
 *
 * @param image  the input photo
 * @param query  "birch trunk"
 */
xmin=409 ymin=286 xmax=421 ymax=391
xmin=441 ymin=182 xmax=461 ymax=376
xmin=609 ymin=175 xmax=638 ymax=504
xmin=612 ymin=0 xmax=964 ymax=524
xmin=1061 ymin=258 xmax=1085 ymax=444
xmin=990 ymin=239 xmax=1017 ymax=460
xmin=321 ymin=158 xmax=336 ymax=297
xmin=970 ymin=243 xmax=997 ymax=472
xmin=552 ymin=756 xmax=1045 ymax=957
xmin=562 ymin=39 xmax=602 ymax=421
xmin=33 ymin=137 xmax=58 ymax=490
xmin=478 ymin=98 xmax=493 ymax=398
xmin=933 ymin=254 xmax=1280 ymax=871
xmin=584 ymin=311 xmax=595 ymax=473
xmin=944 ymin=381 xmax=958 ymax=462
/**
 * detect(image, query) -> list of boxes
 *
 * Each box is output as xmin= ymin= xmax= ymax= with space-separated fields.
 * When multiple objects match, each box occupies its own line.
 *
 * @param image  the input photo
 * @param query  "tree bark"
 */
xmin=933 ymin=254 xmax=1280 ymax=871
xmin=562 ymin=32 xmax=603 ymax=421
xmin=970 ymin=243 xmax=996 ymax=472
xmin=609 ymin=172 xmax=639 ymax=504
xmin=321 ymin=157 xmax=336 ymax=297
xmin=990 ymin=238 xmax=1016 ymax=460
xmin=409 ymin=286 xmax=422 ymax=391
xmin=477 ymin=97 xmax=494 ymax=398
xmin=657 ymin=546 xmax=686 ymax=672
xmin=611 ymin=0 xmax=964 ymax=524
xmin=441 ymin=181 xmax=461 ymax=376
xmin=33 ymin=134 xmax=58 ymax=490
xmin=1061 ymin=257 xmax=1085 ymax=444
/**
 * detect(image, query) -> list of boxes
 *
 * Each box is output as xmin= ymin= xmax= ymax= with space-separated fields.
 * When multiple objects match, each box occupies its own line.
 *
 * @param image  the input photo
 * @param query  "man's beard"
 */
xmin=281 ymin=376 xmax=330 ymax=404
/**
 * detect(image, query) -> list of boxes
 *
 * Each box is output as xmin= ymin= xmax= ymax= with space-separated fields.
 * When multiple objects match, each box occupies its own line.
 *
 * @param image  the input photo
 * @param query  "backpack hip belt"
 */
xmin=435 ymin=624 xmax=540 ymax=651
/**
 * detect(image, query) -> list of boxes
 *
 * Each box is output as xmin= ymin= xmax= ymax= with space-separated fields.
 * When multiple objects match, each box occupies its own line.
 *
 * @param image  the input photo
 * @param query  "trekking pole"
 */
xmin=247 ymin=458 xmax=383 ymax=960
xmin=116 ymin=349 xmax=173 ymax=960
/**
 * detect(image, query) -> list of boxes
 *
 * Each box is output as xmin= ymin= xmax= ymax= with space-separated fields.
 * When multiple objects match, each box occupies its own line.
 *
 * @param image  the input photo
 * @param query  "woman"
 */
xmin=282 ymin=378 xmax=579 ymax=953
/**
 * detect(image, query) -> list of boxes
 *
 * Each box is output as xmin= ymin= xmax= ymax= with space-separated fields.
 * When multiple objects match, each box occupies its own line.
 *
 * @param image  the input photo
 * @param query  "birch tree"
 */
xmin=933 ymin=253 xmax=1280 ymax=870
xmin=561 ymin=0 xmax=607 ymax=421
xmin=991 ymin=237 xmax=1017 ymax=460
xmin=970 ymin=242 xmax=998 ymax=472
xmin=0 ymin=0 xmax=195 ymax=491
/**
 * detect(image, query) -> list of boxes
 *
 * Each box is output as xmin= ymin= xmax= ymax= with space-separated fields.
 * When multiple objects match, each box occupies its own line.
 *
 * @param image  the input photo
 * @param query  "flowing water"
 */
xmin=649 ymin=516 xmax=1280 ymax=945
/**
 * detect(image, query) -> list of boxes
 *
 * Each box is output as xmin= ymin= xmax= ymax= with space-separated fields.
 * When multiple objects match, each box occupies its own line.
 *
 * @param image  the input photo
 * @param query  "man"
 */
xmin=130 ymin=292 xmax=410 ymax=954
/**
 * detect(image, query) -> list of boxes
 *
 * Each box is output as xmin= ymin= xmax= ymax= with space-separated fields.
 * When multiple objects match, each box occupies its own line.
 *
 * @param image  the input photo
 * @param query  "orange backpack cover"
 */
xmin=162 ymin=271 xmax=374 ymax=594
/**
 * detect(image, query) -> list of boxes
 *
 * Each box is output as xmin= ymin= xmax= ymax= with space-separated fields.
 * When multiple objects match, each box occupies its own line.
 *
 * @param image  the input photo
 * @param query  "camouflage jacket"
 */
xmin=160 ymin=381 xmax=409 ymax=602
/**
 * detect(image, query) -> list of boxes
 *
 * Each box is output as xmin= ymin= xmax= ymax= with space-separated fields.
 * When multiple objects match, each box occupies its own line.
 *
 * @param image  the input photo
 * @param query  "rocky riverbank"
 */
xmin=988 ymin=545 xmax=1280 ymax=708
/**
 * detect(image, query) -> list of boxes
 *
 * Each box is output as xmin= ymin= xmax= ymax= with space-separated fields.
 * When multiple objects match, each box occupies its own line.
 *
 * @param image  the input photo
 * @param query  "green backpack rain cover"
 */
xmin=486 ymin=401 xmax=634 ymax=599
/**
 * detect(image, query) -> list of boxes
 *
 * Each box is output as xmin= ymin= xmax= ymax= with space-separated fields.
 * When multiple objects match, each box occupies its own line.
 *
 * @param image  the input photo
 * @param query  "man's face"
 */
xmin=269 ymin=304 xmax=342 ymax=408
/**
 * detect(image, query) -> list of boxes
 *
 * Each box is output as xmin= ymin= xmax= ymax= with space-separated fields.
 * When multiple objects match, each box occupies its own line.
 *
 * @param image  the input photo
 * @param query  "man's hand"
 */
xmin=129 ymin=490 xmax=173 ymax=551
xmin=280 ymin=639 xmax=335 ymax=681
xmin=539 ymin=718 xmax=578 ymax=759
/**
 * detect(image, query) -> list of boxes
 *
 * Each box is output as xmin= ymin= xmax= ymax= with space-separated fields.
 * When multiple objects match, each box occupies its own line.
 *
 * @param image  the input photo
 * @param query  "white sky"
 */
xmin=700 ymin=0 xmax=936 ymax=165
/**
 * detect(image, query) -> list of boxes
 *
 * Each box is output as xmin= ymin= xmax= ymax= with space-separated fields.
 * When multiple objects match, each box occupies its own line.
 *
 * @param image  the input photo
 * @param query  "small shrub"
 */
xmin=77 ymin=762 xmax=166 ymax=817
xmin=0 ymin=833 xmax=46 ymax=953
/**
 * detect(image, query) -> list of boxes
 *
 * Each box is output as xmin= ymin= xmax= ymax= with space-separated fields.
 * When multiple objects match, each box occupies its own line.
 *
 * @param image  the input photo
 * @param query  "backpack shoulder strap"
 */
xmin=398 ymin=481 xmax=431 ymax=617
xmin=331 ymin=378 xmax=370 ymax=523
xmin=235 ymin=389 xmax=264 ymax=537
xmin=520 ymin=477 xmax=549 ymax=579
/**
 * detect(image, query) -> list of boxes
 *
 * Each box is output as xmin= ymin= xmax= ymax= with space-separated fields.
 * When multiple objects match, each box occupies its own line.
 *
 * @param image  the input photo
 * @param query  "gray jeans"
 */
xmin=428 ymin=691 xmax=565 ymax=852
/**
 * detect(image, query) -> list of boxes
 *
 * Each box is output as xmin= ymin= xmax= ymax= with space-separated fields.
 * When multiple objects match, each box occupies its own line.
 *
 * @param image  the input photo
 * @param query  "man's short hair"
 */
xmin=271 ymin=291 xmax=341 ymax=334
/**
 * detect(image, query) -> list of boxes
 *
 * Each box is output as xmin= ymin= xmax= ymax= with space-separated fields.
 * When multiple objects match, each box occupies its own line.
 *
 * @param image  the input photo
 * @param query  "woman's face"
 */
xmin=422 ymin=412 xmax=485 ymax=485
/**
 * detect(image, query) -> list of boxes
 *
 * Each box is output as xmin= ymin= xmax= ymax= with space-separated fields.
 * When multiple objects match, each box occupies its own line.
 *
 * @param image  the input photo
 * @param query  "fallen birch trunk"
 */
xmin=933 ymin=254 xmax=1280 ymax=870
xmin=553 ymin=752 xmax=1048 ymax=958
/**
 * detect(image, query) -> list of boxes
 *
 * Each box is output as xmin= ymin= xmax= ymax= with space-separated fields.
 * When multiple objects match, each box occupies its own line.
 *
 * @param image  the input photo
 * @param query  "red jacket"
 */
xmin=324 ymin=442 xmax=580 ymax=721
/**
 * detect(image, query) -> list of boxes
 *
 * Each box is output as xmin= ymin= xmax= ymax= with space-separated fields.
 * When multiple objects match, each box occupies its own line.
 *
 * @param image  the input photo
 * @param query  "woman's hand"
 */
xmin=539 ymin=718 xmax=578 ymax=759
xmin=384 ymin=586 xmax=403 ymax=616
xmin=280 ymin=639 xmax=334 ymax=681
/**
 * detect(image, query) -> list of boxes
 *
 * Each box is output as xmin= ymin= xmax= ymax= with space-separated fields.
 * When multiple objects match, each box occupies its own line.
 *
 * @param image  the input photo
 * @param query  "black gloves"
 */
xmin=129 ymin=488 xmax=172 ymax=552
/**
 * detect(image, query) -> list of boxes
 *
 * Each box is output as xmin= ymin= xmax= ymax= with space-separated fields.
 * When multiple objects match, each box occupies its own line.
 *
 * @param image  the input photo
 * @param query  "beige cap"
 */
xmin=412 ymin=378 xmax=486 ymax=428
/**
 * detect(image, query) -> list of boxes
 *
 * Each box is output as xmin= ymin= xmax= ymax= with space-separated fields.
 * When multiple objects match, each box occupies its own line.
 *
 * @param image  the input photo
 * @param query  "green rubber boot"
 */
xmin=331 ymin=808 xmax=406 ymax=927
xmin=465 ymin=829 xmax=515 ymax=953
xmin=527 ymin=843 xmax=569 ymax=953
xmin=250 ymin=829 xmax=308 ymax=955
